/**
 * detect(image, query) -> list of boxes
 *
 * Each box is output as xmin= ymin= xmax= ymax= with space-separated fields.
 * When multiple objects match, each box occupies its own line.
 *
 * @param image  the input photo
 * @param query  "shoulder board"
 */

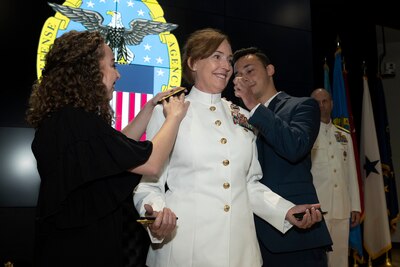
xmin=333 ymin=124 xmax=350 ymax=134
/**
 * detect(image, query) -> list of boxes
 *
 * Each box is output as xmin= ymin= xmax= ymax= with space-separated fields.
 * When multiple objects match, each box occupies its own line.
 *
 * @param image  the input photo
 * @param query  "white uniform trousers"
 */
xmin=325 ymin=218 xmax=350 ymax=267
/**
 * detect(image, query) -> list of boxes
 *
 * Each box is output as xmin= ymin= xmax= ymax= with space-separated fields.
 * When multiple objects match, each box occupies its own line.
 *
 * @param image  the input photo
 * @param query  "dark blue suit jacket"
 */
xmin=249 ymin=92 xmax=332 ymax=253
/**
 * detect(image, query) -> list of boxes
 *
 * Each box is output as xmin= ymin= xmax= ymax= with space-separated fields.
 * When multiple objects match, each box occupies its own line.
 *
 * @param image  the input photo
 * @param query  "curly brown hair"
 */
xmin=26 ymin=30 xmax=114 ymax=128
xmin=182 ymin=28 xmax=231 ymax=85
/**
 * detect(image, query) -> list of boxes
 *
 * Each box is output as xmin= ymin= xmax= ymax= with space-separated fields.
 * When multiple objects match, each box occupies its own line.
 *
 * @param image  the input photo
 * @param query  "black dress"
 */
xmin=32 ymin=107 xmax=152 ymax=267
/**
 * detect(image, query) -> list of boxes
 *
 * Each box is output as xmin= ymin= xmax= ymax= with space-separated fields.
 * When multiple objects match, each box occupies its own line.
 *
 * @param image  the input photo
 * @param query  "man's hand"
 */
xmin=350 ymin=211 xmax=361 ymax=228
xmin=233 ymin=77 xmax=258 ymax=110
xmin=286 ymin=204 xmax=324 ymax=229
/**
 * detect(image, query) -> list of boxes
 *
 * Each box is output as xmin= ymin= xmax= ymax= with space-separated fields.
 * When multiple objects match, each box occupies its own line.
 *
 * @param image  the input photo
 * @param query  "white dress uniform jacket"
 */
xmin=134 ymin=87 xmax=295 ymax=267
xmin=311 ymin=121 xmax=361 ymax=219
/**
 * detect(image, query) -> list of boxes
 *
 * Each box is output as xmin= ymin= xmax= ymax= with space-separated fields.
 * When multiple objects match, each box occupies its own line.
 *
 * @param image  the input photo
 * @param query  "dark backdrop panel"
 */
xmin=157 ymin=0 xmax=225 ymax=14
xmin=226 ymin=0 xmax=311 ymax=31
xmin=310 ymin=0 xmax=379 ymax=142
xmin=154 ymin=4 xmax=226 ymax=46
xmin=224 ymin=18 xmax=313 ymax=98
xmin=2 ymin=0 xmax=60 ymax=127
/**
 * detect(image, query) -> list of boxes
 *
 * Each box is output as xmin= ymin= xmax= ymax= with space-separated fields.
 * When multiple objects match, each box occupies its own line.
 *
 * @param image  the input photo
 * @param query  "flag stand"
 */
xmin=368 ymin=256 xmax=373 ymax=267
xmin=353 ymin=253 xmax=359 ymax=267
xmin=383 ymin=251 xmax=393 ymax=266
xmin=363 ymin=252 xmax=395 ymax=267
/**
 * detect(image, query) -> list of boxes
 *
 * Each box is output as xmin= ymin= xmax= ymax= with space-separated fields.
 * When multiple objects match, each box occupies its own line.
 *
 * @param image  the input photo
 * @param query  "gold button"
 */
xmin=215 ymin=120 xmax=221 ymax=126
xmin=210 ymin=106 xmax=216 ymax=111
xmin=331 ymin=155 xmax=334 ymax=159
xmin=334 ymin=184 xmax=338 ymax=188
xmin=223 ymin=160 xmax=230 ymax=166
xmin=333 ymin=169 xmax=336 ymax=173
xmin=224 ymin=205 xmax=230 ymax=212
xmin=223 ymin=182 xmax=230 ymax=189
xmin=220 ymin=138 xmax=227 ymax=144
xmin=329 ymin=141 xmax=332 ymax=145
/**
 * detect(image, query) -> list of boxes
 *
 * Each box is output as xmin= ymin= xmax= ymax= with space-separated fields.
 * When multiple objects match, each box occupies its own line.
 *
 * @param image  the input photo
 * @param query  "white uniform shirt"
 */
xmin=311 ymin=121 xmax=361 ymax=219
xmin=134 ymin=86 xmax=295 ymax=267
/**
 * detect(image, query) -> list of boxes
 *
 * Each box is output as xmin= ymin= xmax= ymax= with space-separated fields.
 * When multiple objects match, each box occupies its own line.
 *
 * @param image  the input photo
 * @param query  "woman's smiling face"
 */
xmin=192 ymin=39 xmax=233 ymax=94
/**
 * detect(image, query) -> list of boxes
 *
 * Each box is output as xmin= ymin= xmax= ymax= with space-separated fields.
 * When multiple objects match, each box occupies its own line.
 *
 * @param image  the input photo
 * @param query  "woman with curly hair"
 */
xmin=26 ymin=30 xmax=189 ymax=267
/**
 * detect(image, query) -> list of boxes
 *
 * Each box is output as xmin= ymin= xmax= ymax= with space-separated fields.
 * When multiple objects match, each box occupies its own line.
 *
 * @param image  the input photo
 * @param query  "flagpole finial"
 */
xmin=336 ymin=35 xmax=341 ymax=48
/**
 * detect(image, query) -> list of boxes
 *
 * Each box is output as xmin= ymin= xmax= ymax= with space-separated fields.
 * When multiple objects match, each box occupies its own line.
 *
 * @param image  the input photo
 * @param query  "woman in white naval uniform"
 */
xmin=133 ymin=28 xmax=324 ymax=267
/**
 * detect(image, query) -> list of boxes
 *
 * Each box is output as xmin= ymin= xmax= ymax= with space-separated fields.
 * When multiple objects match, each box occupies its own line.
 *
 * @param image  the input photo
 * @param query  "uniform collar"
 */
xmin=189 ymin=86 xmax=221 ymax=105
xmin=320 ymin=120 xmax=333 ymax=135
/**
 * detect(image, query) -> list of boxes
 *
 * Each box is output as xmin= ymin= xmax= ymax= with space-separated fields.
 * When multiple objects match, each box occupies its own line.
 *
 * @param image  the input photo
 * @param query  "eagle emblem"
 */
xmin=48 ymin=2 xmax=178 ymax=64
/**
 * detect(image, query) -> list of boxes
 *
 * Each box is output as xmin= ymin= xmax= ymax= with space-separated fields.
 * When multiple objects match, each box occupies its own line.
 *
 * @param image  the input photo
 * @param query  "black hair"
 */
xmin=232 ymin=47 xmax=271 ymax=67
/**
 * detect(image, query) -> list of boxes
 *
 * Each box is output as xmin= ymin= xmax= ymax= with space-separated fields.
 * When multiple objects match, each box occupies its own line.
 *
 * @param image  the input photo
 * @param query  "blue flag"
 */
xmin=349 ymin=222 xmax=363 ymax=259
xmin=331 ymin=48 xmax=349 ymax=130
xmin=331 ymin=47 xmax=363 ymax=259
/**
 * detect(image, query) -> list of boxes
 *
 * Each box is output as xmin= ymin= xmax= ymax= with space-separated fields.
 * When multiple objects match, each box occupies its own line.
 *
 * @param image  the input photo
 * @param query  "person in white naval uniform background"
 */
xmin=132 ymin=28 xmax=325 ymax=267
xmin=310 ymin=88 xmax=361 ymax=267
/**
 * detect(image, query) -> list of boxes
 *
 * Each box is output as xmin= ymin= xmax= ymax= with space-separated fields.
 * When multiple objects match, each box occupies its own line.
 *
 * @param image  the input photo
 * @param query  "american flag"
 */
xmin=110 ymin=62 xmax=157 ymax=140
xmin=111 ymin=91 xmax=153 ymax=140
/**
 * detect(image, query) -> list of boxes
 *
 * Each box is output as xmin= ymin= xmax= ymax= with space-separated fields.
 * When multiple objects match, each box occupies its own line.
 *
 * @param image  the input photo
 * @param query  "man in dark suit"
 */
xmin=232 ymin=47 xmax=332 ymax=267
